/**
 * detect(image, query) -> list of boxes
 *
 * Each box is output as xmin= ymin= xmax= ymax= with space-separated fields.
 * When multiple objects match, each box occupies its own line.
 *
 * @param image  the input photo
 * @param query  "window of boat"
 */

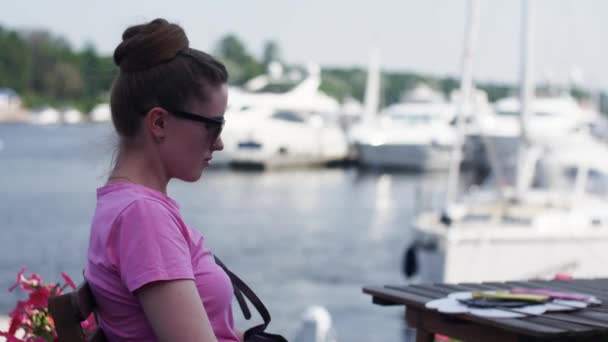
xmin=253 ymin=82 xmax=297 ymax=94
xmin=497 ymin=110 xmax=519 ymax=116
xmin=271 ymin=111 xmax=307 ymax=123
xmin=389 ymin=113 xmax=434 ymax=124
xmin=502 ymin=215 xmax=533 ymax=225
xmin=461 ymin=214 xmax=492 ymax=223
xmin=315 ymin=112 xmax=340 ymax=124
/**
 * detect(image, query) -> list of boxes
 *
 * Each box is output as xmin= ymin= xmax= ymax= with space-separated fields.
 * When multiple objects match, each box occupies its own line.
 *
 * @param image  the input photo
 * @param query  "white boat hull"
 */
xmin=357 ymin=143 xmax=452 ymax=171
xmin=229 ymin=148 xmax=336 ymax=169
xmin=414 ymin=223 xmax=608 ymax=283
xmin=223 ymin=109 xmax=348 ymax=169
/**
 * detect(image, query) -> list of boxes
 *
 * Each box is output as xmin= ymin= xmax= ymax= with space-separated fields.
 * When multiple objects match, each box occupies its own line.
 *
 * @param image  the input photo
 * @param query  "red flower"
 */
xmin=554 ymin=273 xmax=574 ymax=280
xmin=8 ymin=267 xmax=26 ymax=292
xmin=0 ymin=331 xmax=24 ymax=342
xmin=8 ymin=300 xmax=29 ymax=335
xmin=61 ymin=273 xmax=76 ymax=290
xmin=24 ymin=273 xmax=43 ymax=290
xmin=81 ymin=313 xmax=97 ymax=334
xmin=28 ymin=287 xmax=51 ymax=308
xmin=7 ymin=316 xmax=23 ymax=336
xmin=9 ymin=268 xmax=44 ymax=293
xmin=3 ymin=269 xmax=81 ymax=342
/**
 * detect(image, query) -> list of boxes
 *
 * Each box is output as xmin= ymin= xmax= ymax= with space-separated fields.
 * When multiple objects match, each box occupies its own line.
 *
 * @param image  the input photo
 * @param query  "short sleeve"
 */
xmin=112 ymin=199 xmax=194 ymax=293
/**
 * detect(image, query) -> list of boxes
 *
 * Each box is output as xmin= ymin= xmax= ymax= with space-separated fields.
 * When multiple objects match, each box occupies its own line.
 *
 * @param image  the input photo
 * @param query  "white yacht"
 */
xmin=227 ymin=64 xmax=341 ymax=115
xmin=90 ymin=103 xmax=111 ymax=123
xmin=353 ymin=89 xmax=458 ymax=171
xmin=61 ymin=108 xmax=85 ymax=125
xmin=223 ymin=106 xmax=348 ymax=168
xmin=221 ymin=64 xmax=349 ymax=168
xmin=351 ymin=83 xmax=493 ymax=171
xmin=30 ymin=106 xmax=61 ymax=125
xmin=476 ymin=94 xmax=595 ymax=179
xmin=350 ymin=47 xmax=486 ymax=171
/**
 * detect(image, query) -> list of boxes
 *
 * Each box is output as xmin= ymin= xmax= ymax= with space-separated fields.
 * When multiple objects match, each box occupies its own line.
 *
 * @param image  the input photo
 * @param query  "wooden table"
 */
xmin=363 ymin=279 xmax=608 ymax=342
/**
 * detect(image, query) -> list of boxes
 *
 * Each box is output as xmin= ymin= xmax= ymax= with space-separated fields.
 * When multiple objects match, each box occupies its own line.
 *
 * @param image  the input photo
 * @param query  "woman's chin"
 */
xmin=190 ymin=171 xmax=205 ymax=182
xmin=176 ymin=170 xmax=204 ymax=183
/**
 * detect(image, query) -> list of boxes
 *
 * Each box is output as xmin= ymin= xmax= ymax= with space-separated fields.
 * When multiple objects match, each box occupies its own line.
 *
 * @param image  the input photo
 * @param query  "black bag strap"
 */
xmin=214 ymin=256 xmax=287 ymax=341
xmin=214 ymin=257 xmax=252 ymax=319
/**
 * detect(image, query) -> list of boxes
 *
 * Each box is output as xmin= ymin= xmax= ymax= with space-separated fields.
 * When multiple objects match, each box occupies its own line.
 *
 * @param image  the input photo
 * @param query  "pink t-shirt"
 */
xmin=85 ymin=183 xmax=239 ymax=342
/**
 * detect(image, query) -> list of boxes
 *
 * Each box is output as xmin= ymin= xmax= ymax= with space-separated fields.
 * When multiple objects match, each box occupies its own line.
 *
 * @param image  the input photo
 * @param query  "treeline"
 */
xmin=214 ymin=33 xmax=516 ymax=105
xmin=1 ymin=24 xmax=606 ymax=113
xmin=0 ymin=25 xmax=115 ymax=112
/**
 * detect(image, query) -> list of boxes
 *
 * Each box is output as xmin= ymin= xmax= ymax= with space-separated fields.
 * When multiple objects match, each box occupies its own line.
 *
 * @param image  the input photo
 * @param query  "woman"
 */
xmin=85 ymin=18 xmax=238 ymax=341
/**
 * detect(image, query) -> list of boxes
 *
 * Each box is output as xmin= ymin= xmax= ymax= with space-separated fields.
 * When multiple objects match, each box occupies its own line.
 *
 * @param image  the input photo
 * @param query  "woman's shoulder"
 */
xmin=97 ymin=183 xmax=179 ymax=213
xmin=92 ymin=183 xmax=186 ymax=238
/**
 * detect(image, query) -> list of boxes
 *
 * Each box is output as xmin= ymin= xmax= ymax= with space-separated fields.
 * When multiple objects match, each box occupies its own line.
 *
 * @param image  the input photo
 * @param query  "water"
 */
xmin=0 ymin=123 xmax=452 ymax=341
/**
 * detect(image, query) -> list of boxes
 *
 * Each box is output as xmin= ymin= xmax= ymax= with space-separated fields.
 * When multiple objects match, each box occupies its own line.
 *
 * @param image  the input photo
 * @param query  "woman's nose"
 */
xmin=212 ymin=137 xmax=224 ymax=151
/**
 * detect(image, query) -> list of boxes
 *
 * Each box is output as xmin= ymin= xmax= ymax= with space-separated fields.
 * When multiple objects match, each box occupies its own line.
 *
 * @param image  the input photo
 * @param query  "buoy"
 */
xmin=293 ymin=305 xmax=336 ymax=342
xmin=403 ymin=243 xmax=419 ymax=278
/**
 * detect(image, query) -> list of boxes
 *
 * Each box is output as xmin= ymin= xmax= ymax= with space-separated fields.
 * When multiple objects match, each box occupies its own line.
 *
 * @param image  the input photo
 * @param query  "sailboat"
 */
xmin=407 ymin=0 xmax=608 ymax=283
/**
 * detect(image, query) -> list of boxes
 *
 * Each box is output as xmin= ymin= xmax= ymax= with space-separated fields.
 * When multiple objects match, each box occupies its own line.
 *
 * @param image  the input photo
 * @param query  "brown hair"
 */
xmin=110 ymin=18 xmax=228 ymax=138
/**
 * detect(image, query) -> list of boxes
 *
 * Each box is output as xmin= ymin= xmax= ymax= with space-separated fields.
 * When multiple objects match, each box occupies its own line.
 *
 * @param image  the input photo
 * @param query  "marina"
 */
xmin=1 ymin=1 xmax=607 ymax=341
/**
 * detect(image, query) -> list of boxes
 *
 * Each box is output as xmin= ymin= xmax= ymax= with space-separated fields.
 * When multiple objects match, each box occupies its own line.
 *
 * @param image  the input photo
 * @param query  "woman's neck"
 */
xmin=109 ymin=147 xmax=169 ymax=194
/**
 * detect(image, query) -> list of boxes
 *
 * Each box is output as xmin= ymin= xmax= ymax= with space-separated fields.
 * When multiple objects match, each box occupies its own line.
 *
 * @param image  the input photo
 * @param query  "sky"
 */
xmin=2 ymin=0 xmax=607 ymax=90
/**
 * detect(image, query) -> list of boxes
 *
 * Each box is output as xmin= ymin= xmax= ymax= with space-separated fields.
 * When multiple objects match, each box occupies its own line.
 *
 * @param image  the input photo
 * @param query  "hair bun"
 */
xmin=114 ymin=18 xmax=189 ymax=73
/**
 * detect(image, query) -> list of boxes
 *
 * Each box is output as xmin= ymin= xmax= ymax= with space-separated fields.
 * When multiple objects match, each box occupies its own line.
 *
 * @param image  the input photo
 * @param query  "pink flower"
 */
xmin=61 ymin=273 xmax=76 ymax=290
xmin=8 ymin=301 xmax=29 ymax=335
xmin=3 ymin=269 xmax=81 ymax=341
xmin=81 ymin=314 xmax=97 ymax=334
xmin=28 ymin=287 xmax=51 ymax=308
xmin=554 ymin=273 xmax=574 ymax=280
xmin=0 ymin=332 xmax=24 ymax=342
xmin=8 ymin=267 xmax=26 ymax=292
xmin=9 ymin=268 xmax=44 ymax=293
xmin=23 ymin=273 xmax=42 ymax=290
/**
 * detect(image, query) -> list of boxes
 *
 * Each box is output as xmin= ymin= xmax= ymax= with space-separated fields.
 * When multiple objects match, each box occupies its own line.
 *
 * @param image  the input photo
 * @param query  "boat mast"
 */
xmin=515 ymin=0 xmax=534 ymax=199
xmin=362 ymin=48 xmax=381 ymax=125
xmin=445 ymin=0 xmax=480 ymax=204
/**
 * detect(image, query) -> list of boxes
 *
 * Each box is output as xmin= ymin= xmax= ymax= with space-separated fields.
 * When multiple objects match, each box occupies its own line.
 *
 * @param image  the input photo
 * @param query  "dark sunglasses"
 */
xmin=166 ymin=109 xmax=225 ymax=142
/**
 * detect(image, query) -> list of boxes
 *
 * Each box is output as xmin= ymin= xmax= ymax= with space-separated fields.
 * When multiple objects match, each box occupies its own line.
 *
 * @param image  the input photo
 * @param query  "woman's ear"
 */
xmin=145 ymin=107 xmax=168 ymax=142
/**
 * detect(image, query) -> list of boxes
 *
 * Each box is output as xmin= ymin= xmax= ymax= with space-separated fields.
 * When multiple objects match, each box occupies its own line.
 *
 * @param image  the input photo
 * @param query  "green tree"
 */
xmin=45 ymin=62 xmax=83 ymax=100
xmin=214 ymin=34 xmax=264 ymax=85
xmin=261 ymin=40 xmax=281 ymax=67
xmin=384 ymin=72 xmax=428 ymax=104
xmin=320 ymin=73 xmax=352 ymax=101
xmin=600 ymin=92 xmax=608 ymax=115
xmin=0 ymin=26 xmax=31 ymax=92
xmin=477 ymin=82 xmax=514 ymax=102
xmin=0 ymin=26 xmax=116 ymax=111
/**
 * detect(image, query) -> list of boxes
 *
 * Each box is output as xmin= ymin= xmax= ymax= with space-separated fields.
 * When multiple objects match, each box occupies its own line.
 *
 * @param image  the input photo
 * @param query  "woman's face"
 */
xmin=161 ymin=84 xmax=228 ymax=182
